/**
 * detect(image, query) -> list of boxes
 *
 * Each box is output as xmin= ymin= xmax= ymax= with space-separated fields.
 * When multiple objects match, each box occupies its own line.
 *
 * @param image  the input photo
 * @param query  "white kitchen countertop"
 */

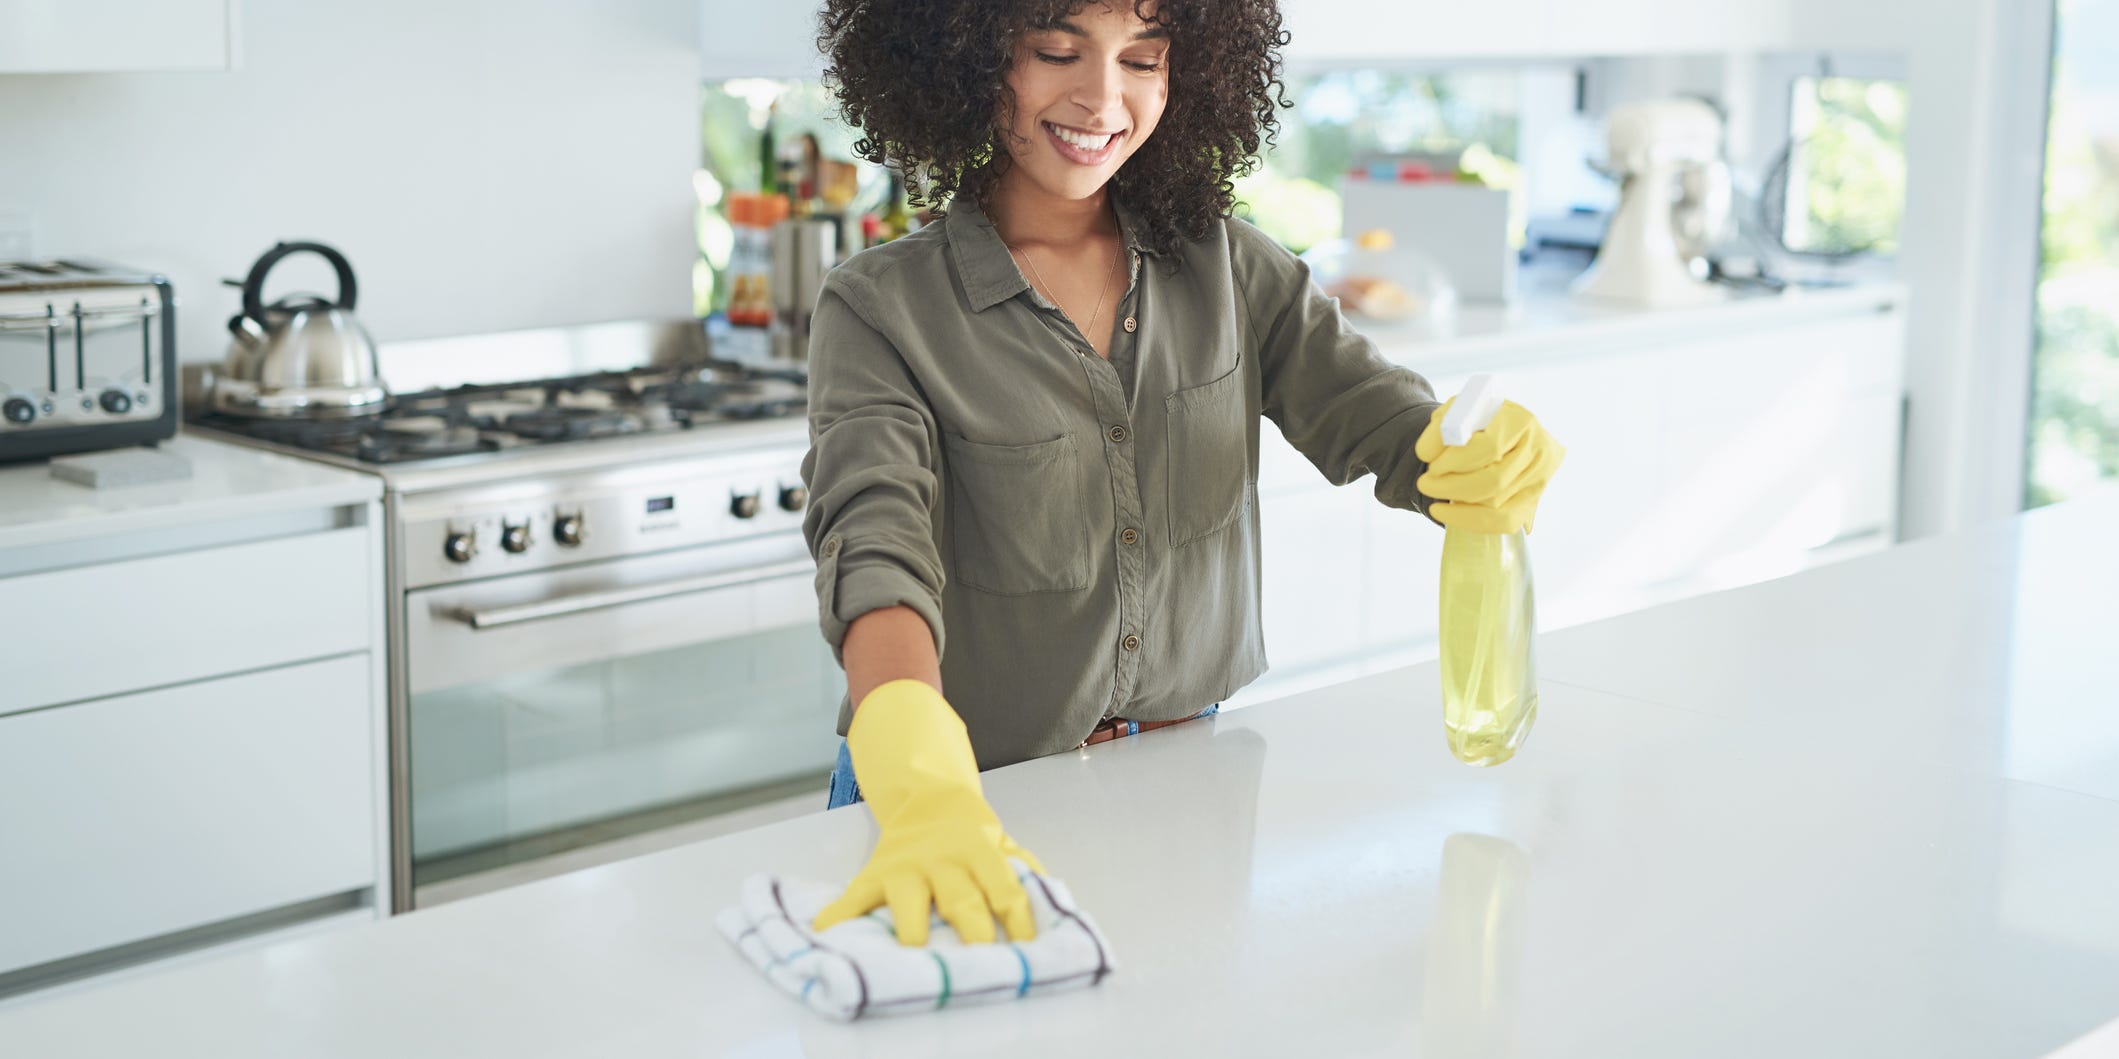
xmin=3 ymin=487 xmax=2116 ymax=1056
xmin=1535 ymin=483 xmax=2119 ymax=803
xmin=0 ymin=431 xmax=381 ymax=550
xmin=1354 ymin=268 xmax=1906 ymax=371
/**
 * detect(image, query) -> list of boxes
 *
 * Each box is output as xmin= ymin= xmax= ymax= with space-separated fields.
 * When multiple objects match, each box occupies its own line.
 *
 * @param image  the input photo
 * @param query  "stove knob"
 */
xmin=500 ymin=521 xmax=532 ymax=554
xmin=553 ymin=513 xmax=585 ymax=547
xmin=444 ymin=529 xmax=477 ymax=564
xmin=99 ymin=390 xmax=133 ymax=415
xmin=2 ymin=398 xmax=33 ymax=425
xmin=730 ymin=491 xmax=761 ymax=520
xmin=778 ymin=484 xmax=808 ymax=512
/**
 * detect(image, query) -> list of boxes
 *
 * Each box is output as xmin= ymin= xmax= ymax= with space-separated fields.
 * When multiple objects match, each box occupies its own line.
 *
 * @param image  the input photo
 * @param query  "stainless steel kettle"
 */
xmin=213 ymin=241 xmax=390 ymax=418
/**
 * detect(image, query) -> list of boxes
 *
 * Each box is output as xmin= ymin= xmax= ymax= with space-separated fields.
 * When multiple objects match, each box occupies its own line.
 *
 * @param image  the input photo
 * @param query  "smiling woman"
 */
xmin=799 ymin=0 xmax=1564 ymax=949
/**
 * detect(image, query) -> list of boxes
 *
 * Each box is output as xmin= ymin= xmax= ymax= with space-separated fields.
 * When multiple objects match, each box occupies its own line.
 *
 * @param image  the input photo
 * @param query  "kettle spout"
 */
xmin=227 ymin=312 xmax=266 ymax=347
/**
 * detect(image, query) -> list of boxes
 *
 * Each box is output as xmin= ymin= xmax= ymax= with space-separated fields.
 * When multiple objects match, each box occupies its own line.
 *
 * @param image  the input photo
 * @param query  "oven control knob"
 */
xmin=2 ymin=398 xmax=33 ymax=425
xmin=730 ymin=491 xmax=761 ymax=520
xmin=778 ymin=485 xmax=808 ymax=512
xmin=444 ymin=530 xmax=477 ymax=564
xmin=99 ymin=390 xmax=133 ymax=415
xmin=500 ymin=521 xmax=532 ymax=554
xmin=553 ymin=513 xmax=585 ymax=547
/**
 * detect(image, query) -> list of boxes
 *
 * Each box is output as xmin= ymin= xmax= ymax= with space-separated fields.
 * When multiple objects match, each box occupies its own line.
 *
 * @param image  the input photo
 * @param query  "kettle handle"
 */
xmin=240 ymin=241 xmax=359 ymax=325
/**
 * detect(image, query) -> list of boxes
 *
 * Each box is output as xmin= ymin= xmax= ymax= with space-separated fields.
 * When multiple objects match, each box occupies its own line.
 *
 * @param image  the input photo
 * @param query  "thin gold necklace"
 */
xmin=1005 ymin=233 xmax=1125 ymax=346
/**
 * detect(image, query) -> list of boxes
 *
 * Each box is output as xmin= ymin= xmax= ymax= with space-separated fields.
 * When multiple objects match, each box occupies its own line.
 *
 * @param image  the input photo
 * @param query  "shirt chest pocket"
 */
xmin=942 ymin=433 xmax=1093 ymax=596
xmin=1165 ymin=359 xmax=1251 ymax=547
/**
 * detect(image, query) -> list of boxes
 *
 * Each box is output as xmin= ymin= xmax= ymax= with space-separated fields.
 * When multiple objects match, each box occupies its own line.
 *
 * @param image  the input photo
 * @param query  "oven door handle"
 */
xmin=442 ymin=557 xmax=817 ymax=630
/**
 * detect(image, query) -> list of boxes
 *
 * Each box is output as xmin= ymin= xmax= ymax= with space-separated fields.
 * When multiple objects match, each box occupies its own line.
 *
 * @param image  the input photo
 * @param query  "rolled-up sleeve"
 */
xmin=799 ymin=270 xmax=947 ymax=665
xmin=1226 ymin=218 xmax=1445 ymax=522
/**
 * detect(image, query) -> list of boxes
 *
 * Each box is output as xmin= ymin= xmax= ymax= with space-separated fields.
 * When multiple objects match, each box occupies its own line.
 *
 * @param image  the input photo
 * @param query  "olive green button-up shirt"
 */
xmin=800 ymin=193 xmax=1443 ymax=769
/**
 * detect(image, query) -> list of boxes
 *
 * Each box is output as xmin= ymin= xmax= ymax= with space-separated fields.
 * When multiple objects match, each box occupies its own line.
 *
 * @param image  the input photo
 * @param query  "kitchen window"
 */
xmin=2028 ymin=0 xmax=2119 ymax=506
xmin=1776 ymin=73 xmax=1908 ymax=259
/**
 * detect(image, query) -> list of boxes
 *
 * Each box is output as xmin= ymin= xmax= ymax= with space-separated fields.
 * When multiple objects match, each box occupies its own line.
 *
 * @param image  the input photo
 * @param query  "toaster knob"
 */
xmin=778 ymin=485 xmax=808 ymax=512
xmin=99 ymin=390 xmax=133 ymax=415
xmin=500 ymin=521 xmax=532 ymax=554
xmin=2 ymin=398 xmax=32 ymax=425
xmin=444 ymin=530 xmax=477 ymax=564
xmin=730 ymin=492 xmax=761 ymax=520
xmin=553 ymin=513 xmax=586 ymax=547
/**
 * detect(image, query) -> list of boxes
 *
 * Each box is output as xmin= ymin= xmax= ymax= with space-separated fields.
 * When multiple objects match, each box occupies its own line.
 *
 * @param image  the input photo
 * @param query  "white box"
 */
xmin=1340 ymin=181 xmax=1517 ymax=303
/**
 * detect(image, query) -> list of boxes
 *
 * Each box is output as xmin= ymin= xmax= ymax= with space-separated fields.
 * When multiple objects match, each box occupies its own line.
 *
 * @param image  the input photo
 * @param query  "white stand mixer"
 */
xmin=1573 ymin=99 xmax=1728 ymax=307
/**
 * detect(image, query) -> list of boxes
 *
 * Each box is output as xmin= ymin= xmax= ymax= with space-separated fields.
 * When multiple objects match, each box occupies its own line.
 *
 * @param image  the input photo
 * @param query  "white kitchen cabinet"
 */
xmin=1638 ymin=312 xmax=1904 ymax=594
xmin=1243 ymin=291 xmax=1906 ymax=706
xmin=0 ymin=655 xmax=376 ymax=976
xmin=1 ymin=525 xmax=373 ymax=717
xmin=0 ymin=0 xmax=236 ymax=73
xmin=0 ymin=436 xmax=385 ymax=998
xmin=1278 ymin=0 xmax=1801 ymax=64
xmin=1258 ymin=463 xmax=1371 ymax=675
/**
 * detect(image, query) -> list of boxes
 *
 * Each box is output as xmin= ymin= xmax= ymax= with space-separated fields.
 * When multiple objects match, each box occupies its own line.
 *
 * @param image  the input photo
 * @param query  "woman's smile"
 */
xmin=1041 ymin=120 xmax=1125 ymax=165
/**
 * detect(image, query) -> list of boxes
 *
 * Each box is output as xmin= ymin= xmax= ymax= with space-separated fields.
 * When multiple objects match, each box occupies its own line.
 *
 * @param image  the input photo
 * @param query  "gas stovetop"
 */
xmin=188 ymin=359 xmax=807 ymax=467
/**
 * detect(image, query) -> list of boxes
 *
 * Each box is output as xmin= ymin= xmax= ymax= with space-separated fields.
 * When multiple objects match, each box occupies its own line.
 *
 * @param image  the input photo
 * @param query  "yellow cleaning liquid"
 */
xmin=1438 ymin=527 xmax=1538 ymax=765
xmin=1434 ymin=373 xmax=1539 ymax=767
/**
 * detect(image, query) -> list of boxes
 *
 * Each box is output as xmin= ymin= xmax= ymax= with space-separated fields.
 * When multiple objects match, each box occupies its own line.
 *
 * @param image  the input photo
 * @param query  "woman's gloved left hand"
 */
xmin=1414 ymin=397 xmax=1566 ymax=534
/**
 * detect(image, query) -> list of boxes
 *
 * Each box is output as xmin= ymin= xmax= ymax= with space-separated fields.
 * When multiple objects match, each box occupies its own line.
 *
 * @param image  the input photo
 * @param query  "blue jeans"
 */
xmin=825 ymin=703 xmax=1221 ymax=810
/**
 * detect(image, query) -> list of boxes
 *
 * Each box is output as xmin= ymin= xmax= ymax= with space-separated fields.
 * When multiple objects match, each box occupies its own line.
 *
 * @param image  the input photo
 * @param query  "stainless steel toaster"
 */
xmin=0 ymin=260 xmax=179 ymax=463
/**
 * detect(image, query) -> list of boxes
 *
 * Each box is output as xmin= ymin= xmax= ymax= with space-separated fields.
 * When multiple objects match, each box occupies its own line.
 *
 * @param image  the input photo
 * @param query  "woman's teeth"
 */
xmin=1045 ymin=122 xmax=1117 ymax=151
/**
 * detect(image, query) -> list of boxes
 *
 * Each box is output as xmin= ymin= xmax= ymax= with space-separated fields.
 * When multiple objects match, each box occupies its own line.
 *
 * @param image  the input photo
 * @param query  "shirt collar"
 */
xmin=946 ymin=190 xmax=1160 ymax=313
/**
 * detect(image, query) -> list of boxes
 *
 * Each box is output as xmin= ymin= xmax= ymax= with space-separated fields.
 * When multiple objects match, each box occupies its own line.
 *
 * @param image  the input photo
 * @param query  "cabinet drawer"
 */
xmin=0 ymin=654 xmax=376 ymax=975
xmin=0 ymin=527 xmax=372 ymax=715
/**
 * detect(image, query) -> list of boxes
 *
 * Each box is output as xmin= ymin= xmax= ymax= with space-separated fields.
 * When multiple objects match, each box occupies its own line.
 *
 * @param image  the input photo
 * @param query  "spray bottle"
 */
xmin=1436 ymin=374 xmax=1539 ymax=766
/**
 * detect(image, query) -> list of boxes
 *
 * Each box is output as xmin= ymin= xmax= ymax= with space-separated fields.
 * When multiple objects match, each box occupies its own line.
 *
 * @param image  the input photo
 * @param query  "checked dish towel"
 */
xmin=716 ymin=862 xmax=1115 ymax=1021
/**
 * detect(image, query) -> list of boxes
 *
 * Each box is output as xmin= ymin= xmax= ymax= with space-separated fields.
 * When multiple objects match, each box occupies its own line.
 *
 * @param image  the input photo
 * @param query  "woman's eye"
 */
xmin=1028 ymin=47 xmax=1159 ymax=71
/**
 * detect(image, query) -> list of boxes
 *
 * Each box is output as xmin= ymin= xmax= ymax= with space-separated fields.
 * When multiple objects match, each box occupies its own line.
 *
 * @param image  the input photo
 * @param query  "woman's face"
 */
xmin=1000 ymin=1 xmax=1170 ymax=203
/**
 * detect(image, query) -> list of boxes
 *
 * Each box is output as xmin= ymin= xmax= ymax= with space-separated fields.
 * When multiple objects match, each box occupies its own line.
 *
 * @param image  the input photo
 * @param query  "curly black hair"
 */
xmin=815 ymin=0 xmax=1291 ymax=259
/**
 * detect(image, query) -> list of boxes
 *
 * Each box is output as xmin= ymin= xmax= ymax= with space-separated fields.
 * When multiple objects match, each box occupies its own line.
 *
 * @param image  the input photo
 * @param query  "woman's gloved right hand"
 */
xmin=812 ymin=679 xmax=1046 ymax=946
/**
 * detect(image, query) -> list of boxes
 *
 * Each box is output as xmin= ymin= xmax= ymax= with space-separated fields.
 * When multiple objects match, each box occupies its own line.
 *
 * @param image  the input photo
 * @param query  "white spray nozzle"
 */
xmin=1440 ymin=374 xmax=1504 ymax=447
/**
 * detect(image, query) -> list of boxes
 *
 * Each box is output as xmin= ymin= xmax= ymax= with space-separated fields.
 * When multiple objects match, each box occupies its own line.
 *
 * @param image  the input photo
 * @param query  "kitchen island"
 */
xmin=2 ymin=488 xmax=2116 ymax=1057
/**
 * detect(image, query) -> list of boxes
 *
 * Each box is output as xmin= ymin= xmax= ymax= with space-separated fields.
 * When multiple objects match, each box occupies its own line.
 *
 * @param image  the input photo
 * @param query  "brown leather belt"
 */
xmin=1078 ymin=706 xmax=1215 ymax=749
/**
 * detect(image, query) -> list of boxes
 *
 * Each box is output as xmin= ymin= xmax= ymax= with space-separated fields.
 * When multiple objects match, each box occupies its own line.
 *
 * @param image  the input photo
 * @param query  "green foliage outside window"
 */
xmin=2028 ymin=0 xmax=2119 ymax=507
xmin=1785 ymin=76 xmax=1907 ymax=257
xmin=1237 ymin=70 xmax=1521 ymax=253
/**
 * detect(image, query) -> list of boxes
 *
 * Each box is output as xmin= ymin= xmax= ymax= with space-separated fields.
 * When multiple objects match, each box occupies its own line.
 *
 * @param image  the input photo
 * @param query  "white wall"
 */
xmin=0 ymin=0 xmax=702 ymax=364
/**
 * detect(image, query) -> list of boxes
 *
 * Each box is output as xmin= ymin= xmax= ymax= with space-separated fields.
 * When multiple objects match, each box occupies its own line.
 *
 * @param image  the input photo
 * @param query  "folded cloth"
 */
xmin=716 ymin=861 xmax=1114 ymax=1021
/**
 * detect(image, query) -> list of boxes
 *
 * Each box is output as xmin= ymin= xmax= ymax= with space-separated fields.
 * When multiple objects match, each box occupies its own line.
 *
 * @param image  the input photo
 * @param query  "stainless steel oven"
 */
xmin=389 ymin=441 xmax=836 ymax=903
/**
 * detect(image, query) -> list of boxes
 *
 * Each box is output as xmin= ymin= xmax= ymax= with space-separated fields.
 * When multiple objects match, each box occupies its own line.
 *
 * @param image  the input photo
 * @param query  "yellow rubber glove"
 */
xmin=812 ymin=679 xmax=1046 ymax=946
xmin=1413 ymin=396 xmax=1566 ymax=534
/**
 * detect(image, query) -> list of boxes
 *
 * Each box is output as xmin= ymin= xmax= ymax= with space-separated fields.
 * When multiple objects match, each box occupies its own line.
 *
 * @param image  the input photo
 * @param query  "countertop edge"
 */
xmin=0 ymin=435 xmax=384 ymax=553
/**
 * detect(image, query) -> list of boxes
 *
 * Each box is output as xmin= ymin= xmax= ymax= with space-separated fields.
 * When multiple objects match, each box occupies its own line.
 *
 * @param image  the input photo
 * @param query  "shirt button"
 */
xmin=1108 ymin=425 xmax=1128 ymax=444
xmin=822 ymin=538 xmax=839 ymax=557
xmin=1123 ymin=316 xmax=1137 ymax=333
xmin=1121 ymin=527 xmax=1139 ymax=545
xmin=1122 ymin=634 xmax=1141 ymax=652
